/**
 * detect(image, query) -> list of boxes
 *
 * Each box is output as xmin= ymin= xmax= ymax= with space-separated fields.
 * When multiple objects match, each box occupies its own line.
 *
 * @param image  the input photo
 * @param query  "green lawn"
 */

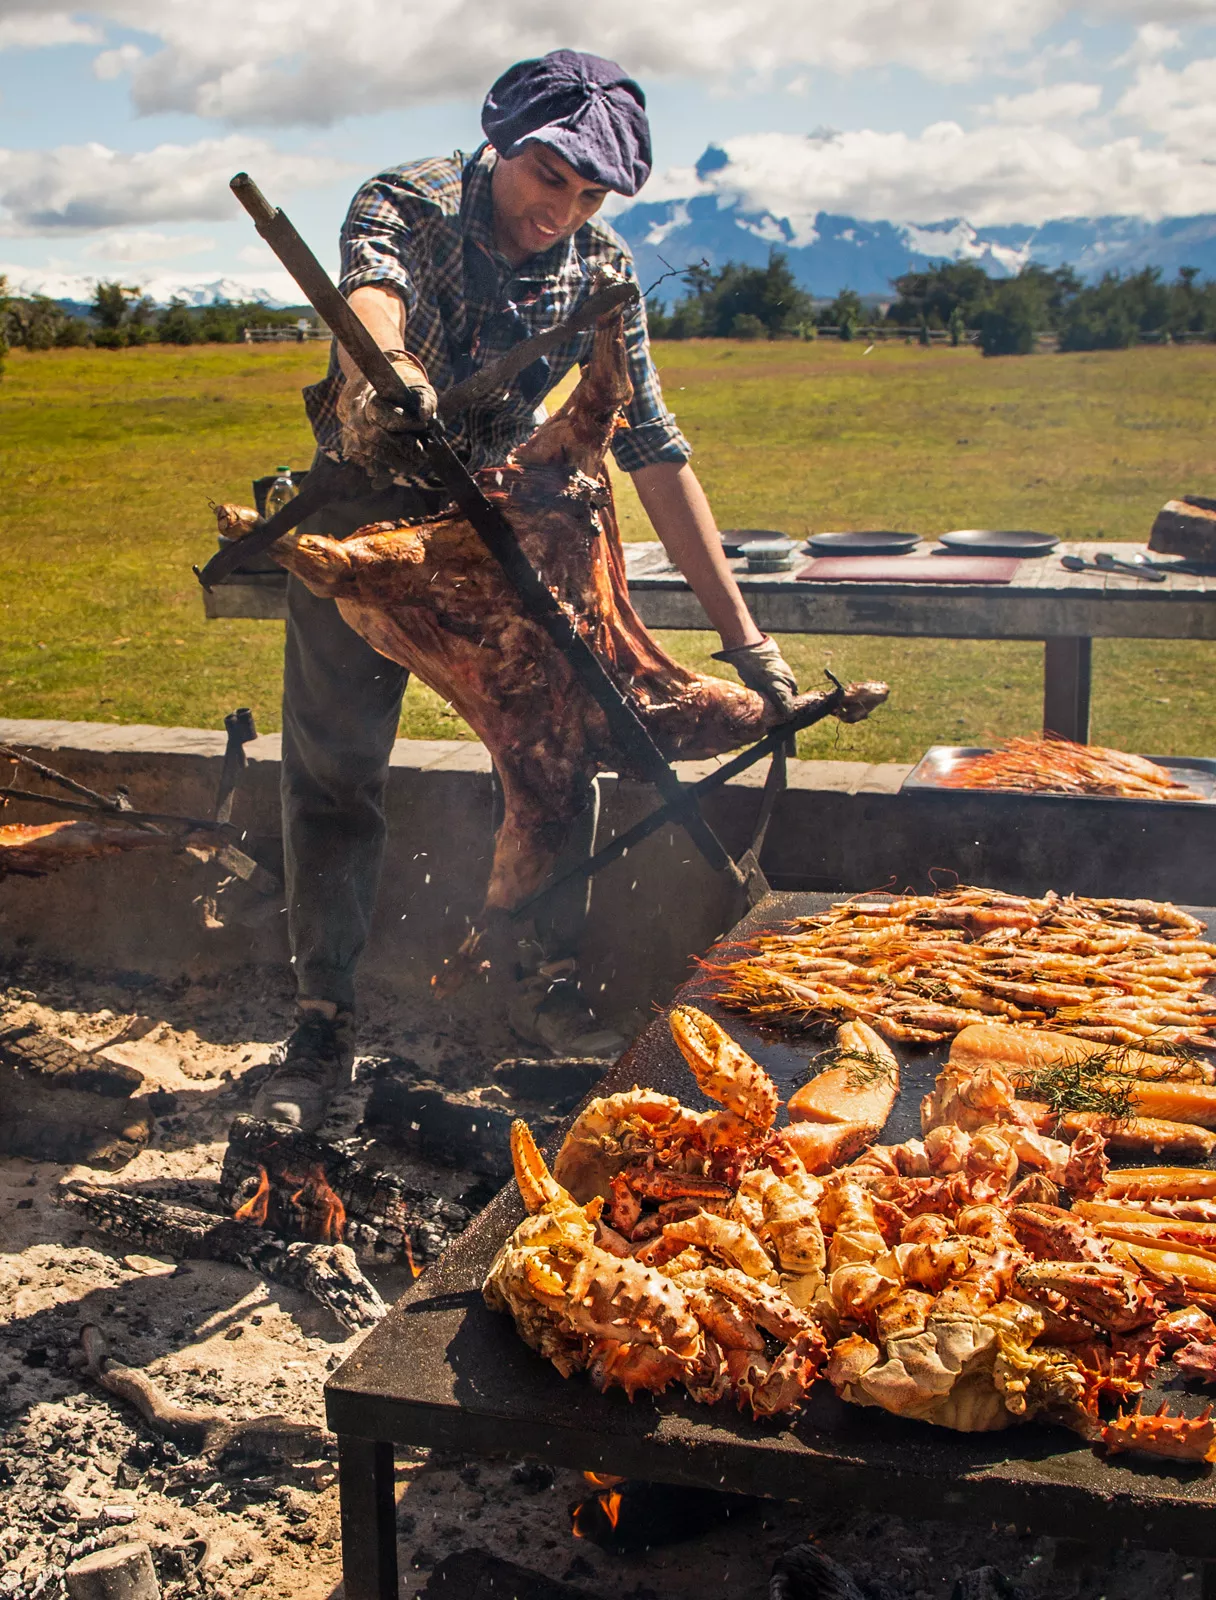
xmin=2 ymin=339 xmax=1213 ymax=761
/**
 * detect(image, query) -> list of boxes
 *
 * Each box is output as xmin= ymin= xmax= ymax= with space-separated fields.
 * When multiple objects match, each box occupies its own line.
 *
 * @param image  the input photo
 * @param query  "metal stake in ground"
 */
xmin=210 ymin=170 xmax=752 ymax=893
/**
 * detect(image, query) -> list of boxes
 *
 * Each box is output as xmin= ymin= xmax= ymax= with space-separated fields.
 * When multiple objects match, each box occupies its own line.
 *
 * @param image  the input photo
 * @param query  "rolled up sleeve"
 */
xmin=338 ymin=178 xmax=421 ymax=314
xmin=610 ymin=280 xmax=692 ymax=473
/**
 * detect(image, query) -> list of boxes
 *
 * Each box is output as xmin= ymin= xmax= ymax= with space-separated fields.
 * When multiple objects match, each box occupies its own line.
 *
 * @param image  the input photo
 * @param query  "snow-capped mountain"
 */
xmin=611 ymin=162 xmax=1216 ymax=301
xmin=0 ymin=268 xmax=297 ymax=308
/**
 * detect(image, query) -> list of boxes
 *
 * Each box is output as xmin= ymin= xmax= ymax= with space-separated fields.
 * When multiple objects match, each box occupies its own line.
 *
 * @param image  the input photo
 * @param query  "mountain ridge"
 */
xmin=609 ymin=194 xmax=1216 ymax=302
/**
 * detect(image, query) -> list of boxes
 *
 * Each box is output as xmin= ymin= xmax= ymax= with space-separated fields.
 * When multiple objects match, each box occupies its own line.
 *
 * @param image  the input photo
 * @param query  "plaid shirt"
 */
xmin=303 ymin=144 xmax=690 ymax=479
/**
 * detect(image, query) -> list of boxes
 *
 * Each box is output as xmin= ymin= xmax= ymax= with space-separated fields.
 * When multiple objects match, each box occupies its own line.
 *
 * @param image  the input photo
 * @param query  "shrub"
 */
xmin=54 ymin=319 xmax=93 ymax=348
xmin=157 ymin=299 xmax=197 ymax=344
xmin=730 ymin=312 xmax=766 ymax=339
xmin=647 ymin=251 xmax=814 ymax=340
xmin=976 ymin=281 xmax=1040 ymax=357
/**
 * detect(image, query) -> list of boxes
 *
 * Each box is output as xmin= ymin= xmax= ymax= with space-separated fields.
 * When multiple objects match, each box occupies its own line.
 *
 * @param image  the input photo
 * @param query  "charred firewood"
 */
xmin=58 ymin=1182 xmax=386 ymax=1331
xmin=419 ymin=1550 xmax=606 ymax=1600
xmin=219 ymin=1115 xmax=472 ymax=1264
xmin=73 ymin=1325 xmax=325 ymax=1464
xmin=770 ymin=1544 xmax=867 ymax=1600
xmin=0 ymin=1021 xmax=151 ymax=1168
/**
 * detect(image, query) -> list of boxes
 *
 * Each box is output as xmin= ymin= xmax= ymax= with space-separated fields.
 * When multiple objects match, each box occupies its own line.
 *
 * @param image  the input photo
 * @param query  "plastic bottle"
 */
xmin=266 ymin=465 xmax=297 ymax=519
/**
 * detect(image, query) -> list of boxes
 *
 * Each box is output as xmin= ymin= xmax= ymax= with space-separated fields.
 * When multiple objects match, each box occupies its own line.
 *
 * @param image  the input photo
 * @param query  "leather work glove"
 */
xmin=337 ymin=350 xmax=437 ymax=479
xmin=712 ymin=635 xmax=800 ymax=718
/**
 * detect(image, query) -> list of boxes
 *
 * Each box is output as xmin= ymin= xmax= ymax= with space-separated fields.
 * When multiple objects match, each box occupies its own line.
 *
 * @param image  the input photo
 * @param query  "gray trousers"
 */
xmin=281 ymin=470 xmax=597 ymax=1011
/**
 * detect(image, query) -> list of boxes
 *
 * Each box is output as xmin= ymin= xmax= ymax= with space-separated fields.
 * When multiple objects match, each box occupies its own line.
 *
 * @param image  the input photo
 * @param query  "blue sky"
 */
xmin=3 ymin=5 xmax=1216 ymax=299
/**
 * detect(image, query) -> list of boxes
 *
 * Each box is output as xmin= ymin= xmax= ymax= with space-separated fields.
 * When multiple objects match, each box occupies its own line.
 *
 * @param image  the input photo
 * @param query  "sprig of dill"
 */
xmin=1017 ymin=1060 xmax=1136 ymax=1123
xmin=805 ymin=1043 xmax=896 ymax=1090
xmin=1080 ymin=1040 xmax=1197 ymax=1081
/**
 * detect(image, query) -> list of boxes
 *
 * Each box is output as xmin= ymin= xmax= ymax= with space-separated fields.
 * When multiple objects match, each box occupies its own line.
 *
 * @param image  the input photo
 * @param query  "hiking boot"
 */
xmin=250 ymin=1006 xmax=356 ymax=1132
xmin=507 ymin=960 xmax=627 ymax=1060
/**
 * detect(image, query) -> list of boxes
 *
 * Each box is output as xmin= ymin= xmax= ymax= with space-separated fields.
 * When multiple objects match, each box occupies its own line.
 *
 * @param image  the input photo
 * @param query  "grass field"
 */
xmin=2 ymin=338 xmax=1214 ymax=762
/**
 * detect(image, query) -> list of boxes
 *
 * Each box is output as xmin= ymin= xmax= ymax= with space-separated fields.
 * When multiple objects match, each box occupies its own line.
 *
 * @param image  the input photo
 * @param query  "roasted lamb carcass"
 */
xmin=215 ymin=309 xmax=886 ymax=961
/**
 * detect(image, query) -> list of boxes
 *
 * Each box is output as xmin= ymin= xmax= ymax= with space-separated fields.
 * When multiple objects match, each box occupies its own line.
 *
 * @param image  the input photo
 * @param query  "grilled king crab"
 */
xmin=486 ymin=1120 xmax=824 ymax=1415
xmin=214 ymin=303 xmax=887 ymax=973
xmin=483 ymin=1121 xmax=702 ymax=1399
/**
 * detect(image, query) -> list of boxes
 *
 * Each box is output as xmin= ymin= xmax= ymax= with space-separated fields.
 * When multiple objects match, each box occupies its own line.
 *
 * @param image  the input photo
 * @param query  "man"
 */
xmin=253 ymin=49 xmax=798 ymax=1132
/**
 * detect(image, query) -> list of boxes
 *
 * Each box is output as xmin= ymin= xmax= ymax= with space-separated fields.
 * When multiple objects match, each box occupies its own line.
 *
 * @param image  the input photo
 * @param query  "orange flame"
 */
xmin=286 ymin=1164 xmax=347 ymax=1244
xmin=403 ymin=1236 xmax=423 ymax=1279
xmin=571 ymin=1479 xmax=627 ymax=1539
xmin=233 ymin=1165 xmax=270 ymax=1226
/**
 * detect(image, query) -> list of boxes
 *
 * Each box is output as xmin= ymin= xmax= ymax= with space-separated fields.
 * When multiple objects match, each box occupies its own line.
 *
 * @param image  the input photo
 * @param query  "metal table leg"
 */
xmin=1042 ymin=638 xmax=1092 ymax=741
xmin=337 ymin=1435 xmax=398 ymax=1600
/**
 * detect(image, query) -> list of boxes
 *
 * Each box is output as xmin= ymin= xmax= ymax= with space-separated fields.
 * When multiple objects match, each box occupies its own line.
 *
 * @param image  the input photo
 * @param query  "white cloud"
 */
xmin=6 ymin=0 xmax=1070 ymax=125
xmin=1116 ymin=23 xmax=1182 ymax=66
xmin=986 ymin=82 xmax=1102 ymax=122
xmin=675 ymin=122 xmax=1216 ymax=228
xmin=92 ymin=41 xmax=143 ymax=79
xmin=1117 ymin=57 xmax=1216 ymax=155
xmin=0 ymin=10 xmax=100 ymax=49
xmin=81 ymin=229 xmax=215 ymax=262
xmin=0 ymin=0 xmax=1210 ymax=128
xmin=0 ymin=136 xmax=351 ymax=234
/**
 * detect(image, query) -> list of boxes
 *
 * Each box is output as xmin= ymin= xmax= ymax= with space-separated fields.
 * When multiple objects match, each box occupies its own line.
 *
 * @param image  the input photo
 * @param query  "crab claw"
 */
xmin=1101 ymin=1400 xmax=1216 ymax=1463
xmin=511 ymin=1119 xmax=574 ymax=1214
xmin=669 ymin=1006 xmax=779 ymax=1130
xmin=1015 ymin=1260 xmax=1161 ymax=1333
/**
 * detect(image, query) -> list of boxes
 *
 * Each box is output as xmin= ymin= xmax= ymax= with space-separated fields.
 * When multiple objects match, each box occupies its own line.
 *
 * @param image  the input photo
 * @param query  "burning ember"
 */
xmin=571 ymin=1478 xmax=756 ymax=1553
xmin=231 ymin=1158 xmax=347 ymax=1245
xmin=233 ymin=1163 xmax=270 ymax=1226
xmin=287 ymin=1163 xmax=347 ymax=1244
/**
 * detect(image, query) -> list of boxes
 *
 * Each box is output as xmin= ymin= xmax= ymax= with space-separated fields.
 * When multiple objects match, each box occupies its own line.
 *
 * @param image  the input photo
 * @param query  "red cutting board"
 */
xmin=797 ymin=555 xmax=1020 ymax=583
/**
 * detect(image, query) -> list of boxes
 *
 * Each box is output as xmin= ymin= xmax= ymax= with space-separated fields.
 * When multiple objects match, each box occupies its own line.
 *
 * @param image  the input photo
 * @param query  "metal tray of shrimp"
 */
xmin=327 ymin=893 xmax=1216 ymax=1564
xmin=903 ymin=747 xmax=1216 ymax=801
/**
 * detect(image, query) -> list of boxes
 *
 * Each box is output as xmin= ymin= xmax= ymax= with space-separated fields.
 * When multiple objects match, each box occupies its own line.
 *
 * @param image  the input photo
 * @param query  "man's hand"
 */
xmin=337 ymin=350 xmax=437 ymax=478
xmin=712 ymin=635 xmax=799 ymax=717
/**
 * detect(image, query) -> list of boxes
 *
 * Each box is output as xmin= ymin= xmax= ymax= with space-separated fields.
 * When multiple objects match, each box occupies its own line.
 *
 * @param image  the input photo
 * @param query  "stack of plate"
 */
xmin=739 ymin=536 xmax=797 ymax=572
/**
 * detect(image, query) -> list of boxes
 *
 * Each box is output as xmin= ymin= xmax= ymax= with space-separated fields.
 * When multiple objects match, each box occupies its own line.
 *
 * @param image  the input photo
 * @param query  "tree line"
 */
xmin=645 ymin=254 xmax=1216 ymax=355
xmin=0 ymin=277 xmax=305 ymax=356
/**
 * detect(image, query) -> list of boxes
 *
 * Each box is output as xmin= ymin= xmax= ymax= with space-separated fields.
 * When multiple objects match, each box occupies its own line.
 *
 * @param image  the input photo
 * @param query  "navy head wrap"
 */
xmin=481 ymin=49 xmax=651 ymax=198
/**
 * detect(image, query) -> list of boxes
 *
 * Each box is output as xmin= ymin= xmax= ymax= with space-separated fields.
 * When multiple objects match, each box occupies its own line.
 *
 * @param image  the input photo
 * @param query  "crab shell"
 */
xmin=553 ymin=1088 xmax=708 ymax=1203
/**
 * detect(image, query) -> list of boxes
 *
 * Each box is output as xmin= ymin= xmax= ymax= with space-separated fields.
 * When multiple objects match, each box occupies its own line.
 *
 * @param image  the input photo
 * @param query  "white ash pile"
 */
xmin=0 ymin=958 xmax=517 ymax=1600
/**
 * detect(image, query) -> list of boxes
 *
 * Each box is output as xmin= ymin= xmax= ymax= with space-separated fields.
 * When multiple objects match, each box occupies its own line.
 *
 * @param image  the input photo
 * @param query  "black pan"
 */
xmin=806 ymin=530 xmax=921 ymax=556
xmin=939 ymin=529 xmax=1059 ymax=557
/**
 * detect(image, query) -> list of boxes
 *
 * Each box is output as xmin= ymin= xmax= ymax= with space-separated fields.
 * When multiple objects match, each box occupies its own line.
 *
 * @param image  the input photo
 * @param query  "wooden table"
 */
xmin=624 ymin=541 xmax=1216 ymax=743
xmin=203 ymin=541 xmax=1216 ymax=743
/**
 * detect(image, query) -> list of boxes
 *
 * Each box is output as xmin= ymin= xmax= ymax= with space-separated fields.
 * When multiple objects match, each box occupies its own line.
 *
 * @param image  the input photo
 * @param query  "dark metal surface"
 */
xmin=328 ymin=891 xmax=1216 ymax=1562
xmin=902 ymin=746 xmax=1216 ymax=803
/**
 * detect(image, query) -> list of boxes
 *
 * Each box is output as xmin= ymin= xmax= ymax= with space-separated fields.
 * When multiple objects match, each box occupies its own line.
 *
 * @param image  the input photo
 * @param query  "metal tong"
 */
xmin=1061 ymin=553 xmax=1167 ymax=583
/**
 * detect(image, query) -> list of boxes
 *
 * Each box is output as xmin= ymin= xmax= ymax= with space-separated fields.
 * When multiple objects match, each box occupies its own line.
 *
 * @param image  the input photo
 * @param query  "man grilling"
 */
xmin=253 ymin=49 xmax=798 ymax=1133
